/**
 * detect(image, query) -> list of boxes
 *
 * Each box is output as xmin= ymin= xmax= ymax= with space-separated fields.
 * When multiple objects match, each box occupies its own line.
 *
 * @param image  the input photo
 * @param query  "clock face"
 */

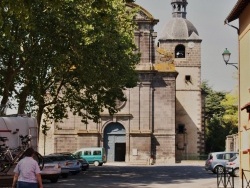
xmin=188 ymin=42 xmax=195 ymax=49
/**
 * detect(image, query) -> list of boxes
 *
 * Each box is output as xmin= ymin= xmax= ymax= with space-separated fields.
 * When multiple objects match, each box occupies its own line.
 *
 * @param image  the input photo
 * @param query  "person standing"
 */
xmin=12 ymin=147 xmax=43 ymax=188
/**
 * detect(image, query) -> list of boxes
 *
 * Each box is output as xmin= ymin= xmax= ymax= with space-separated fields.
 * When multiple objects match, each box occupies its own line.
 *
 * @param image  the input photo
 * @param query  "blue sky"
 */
xmin=135 ymin=0 xmax=239 ymax=92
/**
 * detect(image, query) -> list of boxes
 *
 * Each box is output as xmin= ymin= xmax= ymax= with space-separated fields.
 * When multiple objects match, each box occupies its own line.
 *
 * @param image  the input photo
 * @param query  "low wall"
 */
xmin=0 ymin=175 xmax=13 ymax=187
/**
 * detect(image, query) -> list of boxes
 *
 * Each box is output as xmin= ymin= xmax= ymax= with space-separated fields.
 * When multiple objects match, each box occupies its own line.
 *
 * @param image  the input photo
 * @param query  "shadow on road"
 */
xmin=43 ymin=164 xmax=220 ymax=188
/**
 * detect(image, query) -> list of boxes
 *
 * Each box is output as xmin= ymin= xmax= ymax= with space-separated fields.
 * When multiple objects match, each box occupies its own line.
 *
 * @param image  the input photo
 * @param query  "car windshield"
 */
xmin=58 ymin=153 xmax=78 ymax=159
xmin=43 ymin=157 xmax=53 ymax=163
xmin=63 ymin=155 xmax=75 ymax=160
xmin=81 ymin=158 xmax=87 ymax=162
xmin=68 ymin=154 xmax=78 ymax=159
xmin=49 ymin=156 xmax=66 ymax=161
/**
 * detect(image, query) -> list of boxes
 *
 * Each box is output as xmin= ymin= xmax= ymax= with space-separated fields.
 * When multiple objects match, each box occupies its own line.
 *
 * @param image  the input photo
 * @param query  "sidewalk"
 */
xmin=106 ymin=160 xmax=205 ymax=166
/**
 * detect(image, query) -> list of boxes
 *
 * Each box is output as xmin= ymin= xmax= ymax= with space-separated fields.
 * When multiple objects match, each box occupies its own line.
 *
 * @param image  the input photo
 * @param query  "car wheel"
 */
xmin=50 ymin=177 xmax=59 ymax=183
xmin=233 ymin=168 xmax=239 ymax=177
xmin=94 ymin=161 xmax=99 ymax=166
xmin=61 ymin=173 xmax=68 ymax=178
xmin=216 ymin=166 xmax=224 ymax=174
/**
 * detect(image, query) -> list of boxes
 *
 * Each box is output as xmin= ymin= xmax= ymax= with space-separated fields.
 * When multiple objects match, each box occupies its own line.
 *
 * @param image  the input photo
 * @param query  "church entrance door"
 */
xmin=104 ymin=123 xmax=126 ymax=162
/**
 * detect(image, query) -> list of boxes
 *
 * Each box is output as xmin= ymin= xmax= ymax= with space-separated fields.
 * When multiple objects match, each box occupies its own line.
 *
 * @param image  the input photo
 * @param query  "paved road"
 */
xmin=42 ymin=161 xmax=239 ymax=188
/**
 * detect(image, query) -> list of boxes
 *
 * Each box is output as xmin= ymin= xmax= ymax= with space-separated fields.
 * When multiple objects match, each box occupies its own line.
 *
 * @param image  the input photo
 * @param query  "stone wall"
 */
xmin=129 ymin=134 xmax=151 ymax=163
xmin=225 ymin=134 xmax=239 ymax=152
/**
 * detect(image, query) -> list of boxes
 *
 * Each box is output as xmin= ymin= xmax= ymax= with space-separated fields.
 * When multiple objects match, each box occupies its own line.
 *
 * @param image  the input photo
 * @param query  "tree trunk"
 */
xmin=36 ymin=104 xmax=45 ymax=140
xmin=18 ymin=85 xmax=30 ymax=114
xmin=0 ymin=66 xmax=16 ymax=116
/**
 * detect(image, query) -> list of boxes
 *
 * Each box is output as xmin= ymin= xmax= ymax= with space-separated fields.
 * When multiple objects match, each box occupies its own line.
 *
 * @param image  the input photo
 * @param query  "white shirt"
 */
xmin=13 ymin=156 xmax=41 ymax=183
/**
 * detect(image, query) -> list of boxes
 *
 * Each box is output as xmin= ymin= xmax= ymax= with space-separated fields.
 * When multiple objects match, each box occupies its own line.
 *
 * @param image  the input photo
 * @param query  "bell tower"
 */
xmin=157 ymin=0 xmax=204 ymax=161
xmin=171 ymin=0 xmax=188 ymax=18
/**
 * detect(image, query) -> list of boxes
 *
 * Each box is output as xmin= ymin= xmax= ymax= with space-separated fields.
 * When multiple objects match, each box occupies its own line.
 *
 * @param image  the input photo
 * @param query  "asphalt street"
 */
xmin=42 ymin=161 xmax=240 ymax=188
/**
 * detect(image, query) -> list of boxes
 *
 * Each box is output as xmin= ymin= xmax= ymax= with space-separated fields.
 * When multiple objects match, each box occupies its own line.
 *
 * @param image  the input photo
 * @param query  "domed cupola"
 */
xmin=158 ymin=0 xmax=200 ymax=40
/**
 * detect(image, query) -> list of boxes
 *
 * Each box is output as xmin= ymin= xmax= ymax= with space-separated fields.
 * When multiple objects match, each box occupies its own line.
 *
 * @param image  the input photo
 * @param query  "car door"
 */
xmin=82 ymin=149 xmax=93 ymax=164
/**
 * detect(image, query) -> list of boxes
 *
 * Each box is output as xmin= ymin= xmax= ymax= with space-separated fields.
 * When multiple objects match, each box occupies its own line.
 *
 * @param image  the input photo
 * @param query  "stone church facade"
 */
xmin=39 ymin=0 xmax=205 ymax=164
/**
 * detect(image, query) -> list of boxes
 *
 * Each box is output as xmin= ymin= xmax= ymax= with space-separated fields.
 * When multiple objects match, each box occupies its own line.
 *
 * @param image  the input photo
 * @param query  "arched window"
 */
xmin=177 ymin=4 xmax=181 ymax=11
xmin=175 ymin=45 xmax=185 ymax=58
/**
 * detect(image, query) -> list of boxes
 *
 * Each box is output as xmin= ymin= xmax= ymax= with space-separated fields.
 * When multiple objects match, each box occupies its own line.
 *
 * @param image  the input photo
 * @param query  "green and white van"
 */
xmin=74 ymin=147 xmax=106 ymax=166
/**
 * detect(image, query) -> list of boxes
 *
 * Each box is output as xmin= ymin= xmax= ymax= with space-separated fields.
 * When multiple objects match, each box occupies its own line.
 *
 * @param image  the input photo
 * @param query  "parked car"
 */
xmin=51 ymin=152 xmax=89 ymax=171
xmin=45 ymin=155 xmax=70 ymax=178
xmin=226 ymin=155 xmax=239 ymax=177
xmin=78 ymin=157 xmax=89 ymax=171
xmin=74 ymin=147 xmax=106 ymax=166
xmin=40 ymin=156 xmax=61 ymax=183
xmin=56 ymin=152 xmax=89 ymax=171
xmin=48 ymin=153 xmax=81 ymax=175
xmin=205 ymin=151 xmax=238 ymax=174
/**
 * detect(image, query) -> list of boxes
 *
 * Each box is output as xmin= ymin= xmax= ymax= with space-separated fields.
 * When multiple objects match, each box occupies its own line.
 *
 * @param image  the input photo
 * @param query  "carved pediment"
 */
xmin=126 ymin=3 xmax=156 ymax=22
xmin=136 ymin=10 xmax=151 ymax=20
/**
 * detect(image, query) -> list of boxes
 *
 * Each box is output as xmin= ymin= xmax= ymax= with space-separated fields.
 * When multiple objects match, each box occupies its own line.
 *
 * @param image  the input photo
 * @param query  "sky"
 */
xmin=135 ymin=0 xmax=239 ymax=92
xmin=5 ymin=0 xmax=239 ymax=115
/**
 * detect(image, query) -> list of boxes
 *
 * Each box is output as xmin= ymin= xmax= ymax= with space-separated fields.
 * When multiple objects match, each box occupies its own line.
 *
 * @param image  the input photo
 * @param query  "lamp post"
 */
xmin=222 ymin=48 xmax=238 ymax=69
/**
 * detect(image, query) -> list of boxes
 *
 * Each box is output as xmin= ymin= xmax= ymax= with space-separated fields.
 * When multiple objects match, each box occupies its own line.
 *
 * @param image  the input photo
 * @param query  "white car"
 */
xmin=41 ymin=156 xmax=62 ymax=183
xmin=226 ymin=155 xmax=239 ymax=177
xmin=205 ymin=151 xmax=238 ymax=174
xmin=47 ymin=154 xmax=81 ymax=175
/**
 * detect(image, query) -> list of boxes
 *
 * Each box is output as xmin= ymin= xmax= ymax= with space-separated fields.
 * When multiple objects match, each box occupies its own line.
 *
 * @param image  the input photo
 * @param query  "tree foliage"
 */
xmin=202 ymin=81 xmax=238 ymax=153
xmin=0 ymin=0 xmax=140 ymax=133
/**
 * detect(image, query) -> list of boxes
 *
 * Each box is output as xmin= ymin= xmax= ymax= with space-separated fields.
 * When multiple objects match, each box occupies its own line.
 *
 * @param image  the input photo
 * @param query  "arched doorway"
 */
xmin=104 ymin=123 xmax=126 ymax=162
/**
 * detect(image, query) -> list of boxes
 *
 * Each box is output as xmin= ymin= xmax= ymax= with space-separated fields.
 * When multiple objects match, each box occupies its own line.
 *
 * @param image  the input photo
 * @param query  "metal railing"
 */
xmin=217 ymin=167 xmax=235 ymax=188
xmin=242 ymin=169 xmax=250 ymax=188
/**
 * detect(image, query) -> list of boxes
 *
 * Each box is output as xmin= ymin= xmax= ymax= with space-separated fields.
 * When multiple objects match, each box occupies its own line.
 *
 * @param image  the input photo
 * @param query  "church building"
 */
xmin=39 ymin=0 xmax=205 ymax=164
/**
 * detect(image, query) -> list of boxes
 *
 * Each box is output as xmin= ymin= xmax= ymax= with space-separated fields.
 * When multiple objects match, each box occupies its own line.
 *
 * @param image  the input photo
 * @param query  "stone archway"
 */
xmin=104 ymin=123 xmax=126 ymax=162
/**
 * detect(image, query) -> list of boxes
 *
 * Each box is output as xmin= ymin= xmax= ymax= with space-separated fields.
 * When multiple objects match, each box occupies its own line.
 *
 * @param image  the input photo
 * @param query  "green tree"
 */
xmin=0 ymin=0 xmax=140 ymax=133
xmin=221 ymin=94 xmax=238 ymax=127
xmin=202 ymin=81 xmax=238 ymax=153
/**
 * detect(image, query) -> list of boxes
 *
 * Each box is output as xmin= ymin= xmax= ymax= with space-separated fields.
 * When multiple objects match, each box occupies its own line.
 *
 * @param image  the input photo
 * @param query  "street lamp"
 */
xmin=222 ymin=48 xmax=238 ymax=69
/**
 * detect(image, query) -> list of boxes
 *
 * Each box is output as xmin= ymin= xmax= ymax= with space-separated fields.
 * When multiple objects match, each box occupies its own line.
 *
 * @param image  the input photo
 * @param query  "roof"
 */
xmin=158 ymin=18 xmax=199 ymax=40
xmin=225 ymin=0 xmax=249 ymax=23
xmin=128 ymin=3 xmax=159 ymax=24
